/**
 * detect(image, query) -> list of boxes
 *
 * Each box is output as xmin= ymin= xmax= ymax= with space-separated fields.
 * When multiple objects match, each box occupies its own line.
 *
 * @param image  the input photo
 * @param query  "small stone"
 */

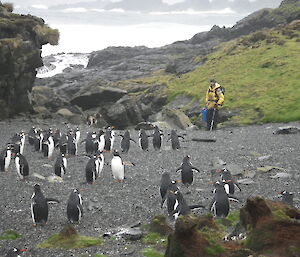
xmin=117 ymin=227 xmax=143 ymax=241
xmin=270 ymin=173 xmax=292 ymax=179
xmin=237 ymin=178 xmax=255 ymax=185
xmin=47 ymin=175 xmax=63 ymax=183
xmin=32 ymin=173 xmax=46 ymax=180
xmin=257 ymin=166 xmax=285 ymax=173
xmin=243 ymin=170 xmax=256 ymax=179
xmin=258 ymin=155 xmax=271 ymax=161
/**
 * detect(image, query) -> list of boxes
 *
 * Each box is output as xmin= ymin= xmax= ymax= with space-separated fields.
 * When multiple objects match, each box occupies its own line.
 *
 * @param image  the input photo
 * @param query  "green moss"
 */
xmin=37 ymin=233 xmax=103 ymax=249
xmin=33 ymin=25 xmax=59 ymax=45
xmin=142 ymin=232 xmax=167 ymax=247
xmin=0 ymin=230 xmax=22 ymax=240
xmin=288 ymin=245 xmax=300 ymax=255
xmin=205 ymin=244 xmax=225 ymax=256
xmin=272 ymin=209 xmax=293 ymax=222
xmin=141 ymin=247 xmax=165 ymax=257
xmin=93 ymin=254 xmax=108 ymax=257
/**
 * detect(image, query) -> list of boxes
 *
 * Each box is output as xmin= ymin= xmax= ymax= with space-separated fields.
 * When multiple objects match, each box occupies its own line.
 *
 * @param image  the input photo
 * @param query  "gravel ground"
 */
xmin=0 ymin=118 xmax=300 ymax=257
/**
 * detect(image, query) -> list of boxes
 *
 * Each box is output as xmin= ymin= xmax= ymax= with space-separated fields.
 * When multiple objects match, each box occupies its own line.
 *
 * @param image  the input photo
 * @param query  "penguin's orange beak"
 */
xmin=216 ymin=169 xmax=223 ymax=173
xmin=176 ymin=179 xmax=182 ymax=183
xmin=79 ymin=188 xmax=85 ymax=192
xmin=20 ymin=249 xmax=28 ymax=252
xmin=207 ymin=181 xmax=214 ymax=184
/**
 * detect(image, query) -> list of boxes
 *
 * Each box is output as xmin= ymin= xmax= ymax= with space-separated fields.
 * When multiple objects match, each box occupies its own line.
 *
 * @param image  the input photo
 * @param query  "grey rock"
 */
xmin=243 ymin=170 xmax=256 ymax=179
xmin=225 ymin=164 xmax=243 ymax=176
xmin=270 ymin=173 xmax=292 ymax=179
xmin=258 ymin=155 xmax=272 ymax=161
xmin=116 ymin=227 xmax=143 ymax=241
xmin=273 ymin=126 xmax=300 ymax=134
xmin=237 ymin=178 xmax=255 ymax=185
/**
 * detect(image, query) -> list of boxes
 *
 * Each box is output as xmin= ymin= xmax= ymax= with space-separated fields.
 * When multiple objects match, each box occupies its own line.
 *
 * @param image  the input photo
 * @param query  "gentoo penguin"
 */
xmin=209 ymin=181 xmax=239 ymax=218
xmin=67 ymin=189 xmax=83 ymax=223
xmin=28 ymin=126 xmax=38 ymax=145
xmin=10 ymin=133 xmax=22 ymax=155
xmin=278 ymin=190 xmax=294 ymax=206
xmin=111 ymin=150 xmax=125 ymax=182
xmin=167 ymin=130 xmax=184 ymax=150
xmin=67 ymin=132 xmax=77 ymax=156
xmin=175 ymin=155 xmax=200 ymax=187
xmin=5 ymin=248 xmax=27 ymax=257
xmin=95 ymin=150 xmax=104 ymax=178
xmin=59 ymin=133 xmax=68 ymax=155
xmin=160 ymin=171 xmax=172 ymax=201
xmin=42 ymin=131 xmax=54 ymax=159
xmin=98 ymin=130 xmax=105 ymax=152
xmin=120 ymin=130 xmax=136 ymax=153
xmin=74 ymin=127 xmax=80 ymax=146
xmin=15 ymin=153 xmax=29 ymax=180
xmin=0 ymin=145 xmax=12 ymax=172
xmin=19 ymin=131 xmax=26 ymax=155
xmin=85 ymin=155 xmax=97 ymax=184
xmin=104 ymin=127 xmax=115 ymax=151
xmin=87 ymin=113 xmax=99 ymax=126
xmin=31 ymin=184 xmax=59 ymax=226
xmin=169 ymin=190 xmax=205 ymax=220
xmin=217 ymin=168 xmax=241 ymax=195
xmin=84 ymin=131 xmax=98 ymax=155
xmin=54 ymin=153 xmax=67 ymax=177
xmin=53 ymin=129 xmax=61 ymax=148
xmin=138 ymin=129 xmax=149 ymax=151
xmin=161 ymin=180 xmax=179 ymax=209
xmin=152 ymin=125 xmax=163 ymax=150
xmin=33 ymin=129 xmax=44 ymax=152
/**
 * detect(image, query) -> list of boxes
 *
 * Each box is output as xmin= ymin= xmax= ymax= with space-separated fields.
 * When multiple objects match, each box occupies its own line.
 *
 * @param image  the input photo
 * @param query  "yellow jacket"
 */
xmin=205 ymin=83 xmax=225 ymax=109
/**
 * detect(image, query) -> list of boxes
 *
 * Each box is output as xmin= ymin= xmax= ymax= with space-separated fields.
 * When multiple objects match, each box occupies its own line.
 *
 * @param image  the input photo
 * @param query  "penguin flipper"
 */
xmin=234 ymin=182 xmax=242 ymax=192
xmin=191 ymin=166 xmax=201 ymax=173
xmin=175 ymin=167 xmax=182 ymax=172
xmin=46 ymin=198 xmax=60 ymax=203
xmin=189 ymin=204 xmax=205 ymax=210
xmin=130 ymin=138 xmax=136 ymax=143
xmin=228 ymin=195 xmax=240 ymax=203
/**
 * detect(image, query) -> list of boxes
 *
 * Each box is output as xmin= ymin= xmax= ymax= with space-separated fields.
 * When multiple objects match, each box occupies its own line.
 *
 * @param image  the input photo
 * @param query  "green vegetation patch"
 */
xmin=141 ymin=247 xmax=165 ymax=257
xmin=0 ymin=230 xmax=22 ymax=240
xmin=142 ymin=232 xmax=167 ymax=247
xmin=38 ymin=233 xmax=103 ymax=249
xmin=93 ymin=254 xmax=108 ymax=257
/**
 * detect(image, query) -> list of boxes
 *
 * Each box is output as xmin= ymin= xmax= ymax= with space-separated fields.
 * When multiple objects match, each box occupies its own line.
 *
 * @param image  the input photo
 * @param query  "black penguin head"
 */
xmin=34 ymin=184 xmax=41 ymax=193
xmin=113 ymin=150 xmax=120 ymax=157
xmin=73 ymin=189 xmax=80 ymax=195
xmin=98 ymin=130 xmax=104 ymax=136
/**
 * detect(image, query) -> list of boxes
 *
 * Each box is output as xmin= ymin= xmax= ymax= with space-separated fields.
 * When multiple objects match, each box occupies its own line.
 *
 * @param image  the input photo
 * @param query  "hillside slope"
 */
xmin=165 ymin=20 xmax=300 ymax=125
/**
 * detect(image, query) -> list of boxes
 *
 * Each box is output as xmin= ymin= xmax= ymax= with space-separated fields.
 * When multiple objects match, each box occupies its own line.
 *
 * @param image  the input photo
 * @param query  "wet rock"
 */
xmin=257 ymin=166 xmax=285 ymax=173
xmin=273 ymin=126 xmax=300 ymax=134
xmin=270 ymin=172 xmax=292 ymax=179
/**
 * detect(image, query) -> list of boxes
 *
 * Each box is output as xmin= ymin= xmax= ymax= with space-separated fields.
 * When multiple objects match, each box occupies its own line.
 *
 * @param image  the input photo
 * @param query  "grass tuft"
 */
xmin=0 ymin=230 xmax=22 ymax=240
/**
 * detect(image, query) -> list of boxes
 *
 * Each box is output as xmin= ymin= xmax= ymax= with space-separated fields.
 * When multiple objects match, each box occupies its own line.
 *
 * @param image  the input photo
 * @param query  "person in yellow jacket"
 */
xmin=205 ymin=79 xmax=224 ymax=130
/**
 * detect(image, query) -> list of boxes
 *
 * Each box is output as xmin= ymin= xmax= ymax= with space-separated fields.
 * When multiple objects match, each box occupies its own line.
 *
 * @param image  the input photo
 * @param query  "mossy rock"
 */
xmin=148 ymin=215 xmax=173 ymax=236
xmin=38 ymin=225 xmax=103 ymax=249
xmin=141 ymin=247 xmax=164 ymax=257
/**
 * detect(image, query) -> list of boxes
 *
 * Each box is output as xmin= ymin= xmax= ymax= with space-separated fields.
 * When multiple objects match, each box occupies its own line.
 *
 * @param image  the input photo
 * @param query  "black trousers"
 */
xmin=206 ymin=108 xmax=219 ymax=130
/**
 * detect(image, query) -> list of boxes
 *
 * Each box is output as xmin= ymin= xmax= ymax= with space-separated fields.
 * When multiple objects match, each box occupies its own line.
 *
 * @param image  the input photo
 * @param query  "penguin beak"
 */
xmin=79 ymin=188 xmax=85 ymax=192
xmin=176 ymin=179 xmax=182 ymax=183
xmin=216 ymin=169 xmax=223 ymax=173
xmin=20 ymin=249 xmax=28 ymax=252
xmin=207 ymin=181 xmax=214 ymax=184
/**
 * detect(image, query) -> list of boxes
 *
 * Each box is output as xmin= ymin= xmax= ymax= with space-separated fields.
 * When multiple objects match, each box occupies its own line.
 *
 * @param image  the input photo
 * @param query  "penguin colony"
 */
xmin=0 ymin=123 xmax=297 ymax=255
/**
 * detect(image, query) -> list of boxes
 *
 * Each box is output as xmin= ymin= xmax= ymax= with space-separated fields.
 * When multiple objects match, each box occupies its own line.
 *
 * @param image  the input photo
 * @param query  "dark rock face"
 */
xmin=0 ymin=5 xmax=59 ymax=120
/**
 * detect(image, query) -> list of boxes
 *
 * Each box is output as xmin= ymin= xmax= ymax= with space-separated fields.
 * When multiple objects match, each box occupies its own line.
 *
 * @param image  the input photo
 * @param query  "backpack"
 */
xmin=215 ymin=85 xmax=225 ymax=96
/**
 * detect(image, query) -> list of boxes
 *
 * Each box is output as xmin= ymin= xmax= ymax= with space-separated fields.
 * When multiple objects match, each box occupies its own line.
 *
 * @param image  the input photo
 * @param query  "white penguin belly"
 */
xmin=111 ymin=158 xmax=124 ymax=180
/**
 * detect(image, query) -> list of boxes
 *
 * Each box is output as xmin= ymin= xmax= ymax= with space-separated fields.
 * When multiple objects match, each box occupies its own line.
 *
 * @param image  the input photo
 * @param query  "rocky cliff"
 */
xmin=34 ymin=0 xmax=300 ymax=128
xmin=0 ymin=3 xmax=59 ymax=119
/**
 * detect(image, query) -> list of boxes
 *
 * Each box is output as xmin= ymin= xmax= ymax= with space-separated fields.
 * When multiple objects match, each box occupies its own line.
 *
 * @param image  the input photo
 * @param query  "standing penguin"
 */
xmin=209 ymin=181 xmax=239 ymax=218
xmin=160 ymin=171 xmax=172 ymax=201
xmin=74 ymin=127 xmax=80 ymax=146
xmin=217 ymin=168 xmax=241 ymax=195
xmin=175 ymin=155 xmax=201 ymax=187
xmin=111 ymin=150 xmax=125 ymax=182
xmin=95 ymin=150 xmax=104 ymax=178
xmin=42 ymin=131 xmax=55 ymax=159
xmin=67 ymin=189 xmax=83 ymax=223
xmin=167 ymin=130 xmax=185 ymax=150
xmin=53 ymin=129 xmax=61 ymax=148
xmin=58 ymin=133 xmax=68 ymax=155
xmin=0 ymin=145 xmax=12 ymax=172
xmin=120 ymin=130 xmax=136 ymax=153
xmin=5 ymin=248 xmax=27 ymax=257
xmin=33 ymin=129 xmax=44 ymax=152
xmin=278 ymin=190 xmax=294 ymax=207
xmin=31 ymin=184 xmax=59 ymax=226
xmin=85 ymin=155 xmax=98 ymax=184
xmin=15 ymin=153 xmax=29 ymax=180
xmin=28 ymin=126 xmax=38 ymax=146
xmin=97 ymin=130 xmax=105 ymax=152
xmin=104 ymin=127 xmax=114 ymax=151
xmin=54 ymin=153 xmax=67 ymax=177
xmin=67 ymin=132 xmax=77 ymax=156
xmin=152 ymin=125 xmax=163 ymax=150
xmin=138 ymin=129 xmax=149 ymax=151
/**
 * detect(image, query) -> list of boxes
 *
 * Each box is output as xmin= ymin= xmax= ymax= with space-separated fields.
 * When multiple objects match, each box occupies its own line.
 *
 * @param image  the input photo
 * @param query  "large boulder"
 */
xmin=70 ymin=82 xmax=127 ymax=110
xmin=240 ymin=196 xmax=300 ymax=256
xmin=161 ymin=107 xmax=192 ymax=129
xmin=0 ymin=6 xmax=59 ymax=120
